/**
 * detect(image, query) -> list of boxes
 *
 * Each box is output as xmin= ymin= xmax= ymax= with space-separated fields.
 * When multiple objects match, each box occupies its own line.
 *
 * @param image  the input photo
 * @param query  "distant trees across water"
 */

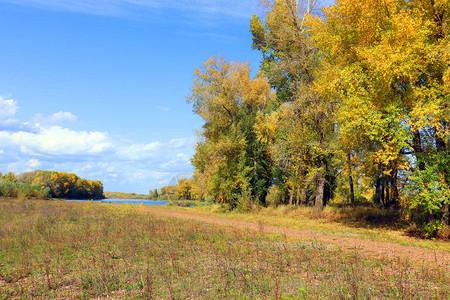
xmin=0 ymin=170 xmax=104 ymax=200
xmin=149 ymin=180 xmax=192 ymax=201
xmin=104 ymin=191 xmax=148 ymax=200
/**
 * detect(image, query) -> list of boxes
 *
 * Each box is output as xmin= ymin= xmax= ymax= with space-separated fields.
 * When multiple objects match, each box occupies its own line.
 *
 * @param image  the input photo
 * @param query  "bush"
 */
xmin=0 ymin=179 xmax=19 ymax=198
xmin=17 ymin=182 xmax=50 ymax=200
xmin=266 ymin=187 xmax=283 ymax=207
xmin=405 ymin=164 xmax=450 ymax=238
xmin=236 ymin=186 xmax=259 ymax=212
xmin=0 ymin=178 xmax=49 ymax=200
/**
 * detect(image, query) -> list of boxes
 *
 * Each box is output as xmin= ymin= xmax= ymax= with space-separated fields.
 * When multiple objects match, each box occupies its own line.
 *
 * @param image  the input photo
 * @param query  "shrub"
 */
xmin=17 ymin=182 xmax=50 ymax=199
xmin=0 ymin=178 xmax=19 ymax=198
xmin=266 ymin=186 xmax=283 ymax=207
xmin=236 ymin=186 xmax=259 ymax=212
xmin=405 ymin=164 xmax=450 ymax=238
xmin=0 ymin=178 xmax=49 ymax=200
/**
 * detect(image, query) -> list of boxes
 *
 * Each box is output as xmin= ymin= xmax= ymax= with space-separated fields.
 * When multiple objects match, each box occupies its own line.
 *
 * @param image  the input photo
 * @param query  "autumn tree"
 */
xmin=188 ymin=56 xmax=274 ymax=207
xmin=310 ymin=0 xmax=449 ymax=233
xmin=149 ymin=188 xmax=159 ymax=200
xmin=4 ymin=172 xmax=17 ymax=183
xmin=18 ymin=170 xmax=104 ymax=200
xmin=159 ymin=185 xmax=176 ymax=200
xmin=175 ymin=179 xmax=192 ymax=200
xmin=251 ymin=0 xmax=337 ymax=212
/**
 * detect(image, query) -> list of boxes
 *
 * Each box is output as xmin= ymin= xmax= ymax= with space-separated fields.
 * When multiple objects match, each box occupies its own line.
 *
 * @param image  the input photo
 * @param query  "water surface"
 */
xmin=66 ymin=199 xmax=169 ymax=205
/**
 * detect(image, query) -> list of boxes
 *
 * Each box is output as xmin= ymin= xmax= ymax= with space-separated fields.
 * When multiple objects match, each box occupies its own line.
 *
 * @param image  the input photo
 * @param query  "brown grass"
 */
xmin=0 ymin=199 xmax=448 ymax=299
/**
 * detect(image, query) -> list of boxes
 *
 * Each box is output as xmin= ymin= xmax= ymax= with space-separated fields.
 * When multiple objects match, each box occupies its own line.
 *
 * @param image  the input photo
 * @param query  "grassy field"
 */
xmin=163 ymin=202 xmax=450 ymax=251
xmin=0 ymin=199 xmax=448 ymax=299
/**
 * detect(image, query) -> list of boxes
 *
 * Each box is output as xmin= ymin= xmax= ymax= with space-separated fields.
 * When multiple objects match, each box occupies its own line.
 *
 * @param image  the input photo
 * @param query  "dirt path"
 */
xmin=145 ymin=207 xmax=450 ymax=269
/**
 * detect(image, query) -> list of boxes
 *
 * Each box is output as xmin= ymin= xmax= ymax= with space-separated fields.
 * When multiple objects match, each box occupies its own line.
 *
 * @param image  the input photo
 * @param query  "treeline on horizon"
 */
xmin=104 ymin=191 xmax=148 ymax=200
xmin=0 ymin=170 xmax=104 ymax=200
xmin=177 ymin=0 xmax=449 ymax=237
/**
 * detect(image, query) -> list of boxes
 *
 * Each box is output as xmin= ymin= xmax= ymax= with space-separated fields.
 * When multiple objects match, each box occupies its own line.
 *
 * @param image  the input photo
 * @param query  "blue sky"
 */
xmin=0 ymin=0 xmax=332 ymax=194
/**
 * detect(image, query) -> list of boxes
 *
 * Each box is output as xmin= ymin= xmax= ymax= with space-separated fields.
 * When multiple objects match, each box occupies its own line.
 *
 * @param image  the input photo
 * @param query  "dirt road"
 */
xmin=145 ymin=207 xmax=450 ymax=270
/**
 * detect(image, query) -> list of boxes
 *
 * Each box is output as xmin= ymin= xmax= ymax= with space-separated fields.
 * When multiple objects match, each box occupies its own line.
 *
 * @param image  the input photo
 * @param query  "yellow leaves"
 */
xmin=188 ymin=56 xmax=274 ymax=126
xmin=254 ymin=110 xmax=281 ymax=146
xmin=266 ymin=0 xmax=299 ymax=40
xmin=382 ymin=170 xmax=392 ymax=176
xmin=250 ymin=14 xmax=267 ymax=51
xmin=409 ymin=98 xmax=442 ymax=131
xmin=243 ymin=74 xmax=274 ymax=107
xmin=444 ymin=68 xmax=450 ymax=93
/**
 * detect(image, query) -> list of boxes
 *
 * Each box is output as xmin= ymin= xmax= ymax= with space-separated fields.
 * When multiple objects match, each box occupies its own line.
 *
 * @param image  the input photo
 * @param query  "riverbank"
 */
xmin=0 ymin=199 xmax=448 ymax=299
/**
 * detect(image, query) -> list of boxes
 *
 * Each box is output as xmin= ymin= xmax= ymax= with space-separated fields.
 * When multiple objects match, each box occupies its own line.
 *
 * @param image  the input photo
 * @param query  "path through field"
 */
xmin=145 ymin=207 xmax=450 ymax=270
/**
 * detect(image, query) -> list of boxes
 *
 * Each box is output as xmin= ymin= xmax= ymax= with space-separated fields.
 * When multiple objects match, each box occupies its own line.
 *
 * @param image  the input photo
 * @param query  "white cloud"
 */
xmin=150 ymin=171 xmax=170 ymax=179
xmin=176 ymin=153 xmax=190 ymax=159
xmin=97 ymin=162 xmax=109 ymax=168
xmin=7 ymin=162 xmax=19 ymax=171
xmin=0 ymin=126 xmax=112 ymax=156
xmin=160 ymin=152 xmax=191 ymax=169
xmin=50 ymin=111 xmax=77 ymax=122
xmin=0 ymin=97 xmax=23 ymax=130
xmin=170 ymin=136 xmax=195 ymax=148
xmin=133 ymin=172 xmax=145 ymax=179
xmin=116 ymin=141 xmax=162 ymax=160
xmin=81 ymin=164 xmax=93 ymax=170
xmin=0 ymin=150 xmax=4 ymax=155
xmin=0 ymin=97 xmax=18 ymax=120
xmin=156 ymin=106 xmax=170 ymax=111
xmin=32 ymin=111 xmax=78 ymax=126
xmin=27 ymin=158 xmax=41 ymax=168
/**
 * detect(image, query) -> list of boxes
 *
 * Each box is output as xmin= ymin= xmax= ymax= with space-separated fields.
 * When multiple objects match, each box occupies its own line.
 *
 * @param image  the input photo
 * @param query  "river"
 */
xmin=66 ymin=199 xmax=169 ymax=205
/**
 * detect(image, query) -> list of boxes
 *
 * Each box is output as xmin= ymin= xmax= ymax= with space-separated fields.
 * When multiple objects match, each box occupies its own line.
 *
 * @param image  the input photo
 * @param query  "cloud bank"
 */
xmin=0 ymin=97 xmax=195 ymax=193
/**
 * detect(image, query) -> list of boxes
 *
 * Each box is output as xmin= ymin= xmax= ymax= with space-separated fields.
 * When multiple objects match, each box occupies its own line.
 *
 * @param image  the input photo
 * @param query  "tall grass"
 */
xmin=0 ymin=199 xmax=448 ymax=299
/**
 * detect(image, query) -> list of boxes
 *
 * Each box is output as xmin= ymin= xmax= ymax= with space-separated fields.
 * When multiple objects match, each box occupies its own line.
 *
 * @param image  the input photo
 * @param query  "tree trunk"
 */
xmin=443 ymin=204 xmax=450 ymax=226
xmin=347 ymin=153 xmax=355 ymax=206
xmin=384 ymin=176 xmax=389 ymax=207
xmin=315 ymin=174 xmax=325 ymax=214
xmin=349 ymin=174 xmax=355 ymax=206
xmin=314 ymin=161 xmax=326 ymax=214
xmin=413 ymin=131 xmax=425 ymax=170
xmin=289 ymin=188 xmax=294 ymax=206
xmin=300 ymin=185 xmax=307 ymax=205
xmin=391 ymin=169 xmax=399 ymax=209
xmin=374 ymin=174 xmax=382 ymax=205
xmin=435 ymin=124 xmax=447 ymax=152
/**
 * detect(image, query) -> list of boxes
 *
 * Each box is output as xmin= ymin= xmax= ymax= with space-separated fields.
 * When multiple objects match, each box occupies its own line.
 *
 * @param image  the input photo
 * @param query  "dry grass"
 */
xmin=172 ymin=203 xmax=450 ymax=251
xmin=0 ymin=199 xmax=448 ymax=299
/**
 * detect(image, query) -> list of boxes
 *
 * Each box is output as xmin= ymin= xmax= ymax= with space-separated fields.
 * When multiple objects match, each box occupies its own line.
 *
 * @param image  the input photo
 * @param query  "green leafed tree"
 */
xmin=188 ymin=56 xmax=274 ymax=207
xmin=251 ymin=0 xmax=338 ymax=212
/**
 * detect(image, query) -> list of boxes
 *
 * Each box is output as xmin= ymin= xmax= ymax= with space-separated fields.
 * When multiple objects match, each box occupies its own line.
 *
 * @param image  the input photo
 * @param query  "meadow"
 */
xmin=0 ymin=199 xmax=448 ymax=299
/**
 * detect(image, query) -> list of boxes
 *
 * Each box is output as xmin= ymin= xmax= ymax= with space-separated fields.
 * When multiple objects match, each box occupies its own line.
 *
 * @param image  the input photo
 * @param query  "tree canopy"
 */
xmin=186 ymin=0 xmax=449 ymax=236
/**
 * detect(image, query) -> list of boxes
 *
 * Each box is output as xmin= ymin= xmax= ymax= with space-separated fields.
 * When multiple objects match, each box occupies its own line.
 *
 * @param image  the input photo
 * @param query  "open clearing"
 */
xmin=0 ymin=199 xmax=448 ymax=299
xmin=144 ymin=206 xmax=450 ymax=268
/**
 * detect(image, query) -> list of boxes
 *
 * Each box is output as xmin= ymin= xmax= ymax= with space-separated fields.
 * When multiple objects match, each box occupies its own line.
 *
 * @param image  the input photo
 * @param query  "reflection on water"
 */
xmin=66 ymin=199 xmax=169 ymax=205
